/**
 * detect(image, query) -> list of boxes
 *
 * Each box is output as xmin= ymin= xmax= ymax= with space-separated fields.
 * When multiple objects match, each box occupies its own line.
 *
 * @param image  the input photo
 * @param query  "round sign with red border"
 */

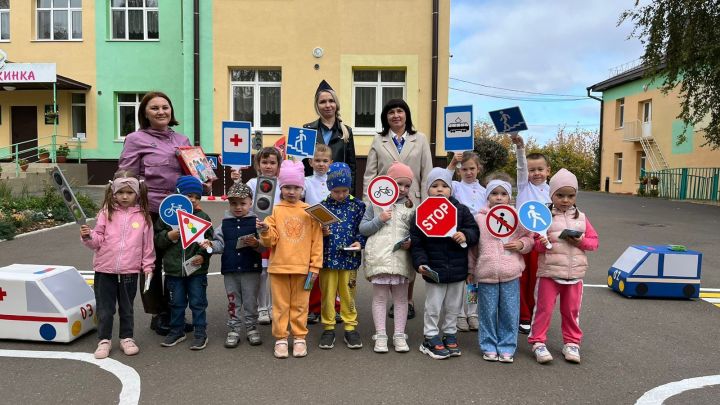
xmin=485 ymin=204 xmax=518 ymax=239
xmin=367 ymin=175 xmax=399 ymax=207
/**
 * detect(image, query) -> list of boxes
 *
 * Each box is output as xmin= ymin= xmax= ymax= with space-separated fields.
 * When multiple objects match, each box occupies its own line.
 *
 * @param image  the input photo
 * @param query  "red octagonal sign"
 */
xmin=416 ymin=196 xmax=457 ymax=237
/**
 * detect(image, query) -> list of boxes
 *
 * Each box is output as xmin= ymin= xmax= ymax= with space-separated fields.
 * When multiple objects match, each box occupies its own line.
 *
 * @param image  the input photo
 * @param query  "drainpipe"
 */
xmin=193 ymin=0 xmax=200 ymax=146
xmin=430 ymin=0 xmax=439 ymax=155
xmin=587 ymin=88 xmax=603 ymax=190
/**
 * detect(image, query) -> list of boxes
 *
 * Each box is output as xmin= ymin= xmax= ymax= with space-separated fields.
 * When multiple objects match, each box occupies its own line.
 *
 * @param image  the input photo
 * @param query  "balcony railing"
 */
xmin=623 ymin=120 xmax=652 ymax=142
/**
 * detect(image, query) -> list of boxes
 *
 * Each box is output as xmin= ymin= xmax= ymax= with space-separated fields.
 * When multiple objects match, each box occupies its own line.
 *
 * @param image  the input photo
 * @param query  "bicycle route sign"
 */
xmin=159 ymin=194 xmax=193 ymax=228
xmin=485 ymin=204 xmax=518 ymax=239
xmin=367 ymin=175 xmax=399 ymax=207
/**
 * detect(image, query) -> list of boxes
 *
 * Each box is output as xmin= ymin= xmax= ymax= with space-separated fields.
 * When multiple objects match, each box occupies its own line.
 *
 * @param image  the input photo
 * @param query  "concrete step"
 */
xmin=0 ymin=163 xmax=88 ymax=196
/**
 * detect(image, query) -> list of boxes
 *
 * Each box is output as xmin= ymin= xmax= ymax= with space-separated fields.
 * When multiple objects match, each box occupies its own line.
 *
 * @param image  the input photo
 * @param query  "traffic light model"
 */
xmin=49 ymin=167 xmax=87 ymax=225
xmin=252 ymin=130 xmax=263 ymax=151
xmin=253 ymin=176 xmax=276 ymax=220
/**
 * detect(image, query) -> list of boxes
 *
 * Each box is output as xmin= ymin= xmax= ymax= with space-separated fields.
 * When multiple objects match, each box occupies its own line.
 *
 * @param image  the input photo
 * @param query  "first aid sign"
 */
xmin=416 ymin=197 xmax=457 ymax=237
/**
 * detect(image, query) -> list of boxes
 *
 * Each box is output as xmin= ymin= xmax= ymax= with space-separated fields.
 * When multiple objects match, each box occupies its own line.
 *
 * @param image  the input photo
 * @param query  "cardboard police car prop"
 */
xmin=0 ymin=264 xmax=96 ymax=342
xmin=608 ymin=245 xmax=702 ymax=299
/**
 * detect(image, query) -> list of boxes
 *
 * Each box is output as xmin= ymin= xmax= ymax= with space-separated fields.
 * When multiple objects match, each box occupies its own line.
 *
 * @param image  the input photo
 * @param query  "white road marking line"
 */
xmin=0 ymin=349 xmax=140 ymax=405
xmin=635 ymin=375 xmax=720 ymax=404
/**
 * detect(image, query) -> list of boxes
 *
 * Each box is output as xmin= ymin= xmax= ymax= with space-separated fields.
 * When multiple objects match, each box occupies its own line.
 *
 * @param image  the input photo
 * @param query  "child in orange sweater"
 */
xmin=257 ymin=160 xmax=323 ymax=359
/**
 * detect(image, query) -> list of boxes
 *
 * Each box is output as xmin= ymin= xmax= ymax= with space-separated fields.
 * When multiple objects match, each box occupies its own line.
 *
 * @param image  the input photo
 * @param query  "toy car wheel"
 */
xmin=636 ymin=283 xmax=648 ymax=296
xmin=682 ymin=284 xmax=696 ymax=298
xmin=607 ymin=275 xmax=613 ymax=287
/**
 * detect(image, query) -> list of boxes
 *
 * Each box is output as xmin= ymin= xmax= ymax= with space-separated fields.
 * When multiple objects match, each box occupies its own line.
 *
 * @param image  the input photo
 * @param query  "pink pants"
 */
xmin=528 ymin=278 xmax=583 ymax=346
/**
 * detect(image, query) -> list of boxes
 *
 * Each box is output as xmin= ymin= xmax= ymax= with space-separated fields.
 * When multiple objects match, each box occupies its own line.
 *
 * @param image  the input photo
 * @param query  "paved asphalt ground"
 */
xmin=1 ymin=191 xmax=719 ymax=404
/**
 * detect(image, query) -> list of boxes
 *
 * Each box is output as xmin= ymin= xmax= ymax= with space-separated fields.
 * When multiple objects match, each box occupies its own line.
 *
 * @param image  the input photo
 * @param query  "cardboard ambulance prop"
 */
xmin=608 ymin=245 xmax=702 ymax=299
xmin=0 ymin=264 xmax=96 ymax=342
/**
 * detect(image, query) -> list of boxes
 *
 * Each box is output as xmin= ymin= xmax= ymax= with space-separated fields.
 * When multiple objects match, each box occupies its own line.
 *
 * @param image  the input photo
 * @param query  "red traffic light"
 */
xmin=259 ymin=180 xmax=273 ymax=193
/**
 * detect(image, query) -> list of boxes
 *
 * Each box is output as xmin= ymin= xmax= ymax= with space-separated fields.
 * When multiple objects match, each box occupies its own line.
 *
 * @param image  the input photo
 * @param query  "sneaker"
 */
xmin=407 ymin=303 xmax=416 ymax=320
xmin=518 ymin=321 xmax=531 ymax=335
xmin=161 ymin=333 xmax=186 ymax=347
xmin=94 ymin=339 xmax=111 ymax=359
xmin=372 ymin=334 xmax=389 ymax=353
xmin=468 ymin=316 xmax=479 ymax=331
xmin=344 ymin=330 xmax=363 ymax=349
xmin=482 ymin=352 xmax=499 ymax=362
xmin=189 ymin=336 xmax=208 ymax=350
xmin=119 ymin=338 xmax=139 ymax=356
xmin=318 ymin=330 xmax=336 ymax=349
xmin=388 ymin=304 xmax=394 ymax=319
xmin=420 ymin=336 xmax=451 ymax=360
xmin=258 ymin=310 xmax=271 ymax=325
xmin=499 ymin=353 xmax=514 ymax=363
xmin=442 ymin=334 xmax=462 ymax=357
xmin=562 ymin=344 xmax=581 ymax=364
xmin=307 ymin=312 xmax=320 ymax=324
xmin=247 ymin=329 xmax=262 ymax=346
xmin=224 ymin=331 xmax=240 ymax=348
xmin=274 ymin=340 xmax=289 ymax=359
xmin=392 ymin=333 xmax=410 ymax=353
xmin=293 ymin=339 xmax=308 ymax=358
xmin=533 ymin=343 xmax=553 ymax=364
xmin=335 ymin=312 xmax=344 ymax=324
xmin=456 ymin=317 xmax=470 ymax=332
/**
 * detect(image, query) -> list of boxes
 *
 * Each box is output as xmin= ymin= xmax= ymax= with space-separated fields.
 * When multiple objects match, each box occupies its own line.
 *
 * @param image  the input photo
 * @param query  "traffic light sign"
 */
xmin=253 ymin=176 xmax=276 ymax=220
xmin=253 ymin=130 xmax=263 ymax=151
xmin=49 ymin=167 xmax=87 ymax=225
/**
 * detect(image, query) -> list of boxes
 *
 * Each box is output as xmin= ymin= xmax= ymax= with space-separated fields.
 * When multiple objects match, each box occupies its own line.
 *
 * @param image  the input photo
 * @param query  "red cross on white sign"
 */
xmin=230 ymin=134 xmax=243 ymax=147
xmin=0 ymin=287 xmax=7 ymax=301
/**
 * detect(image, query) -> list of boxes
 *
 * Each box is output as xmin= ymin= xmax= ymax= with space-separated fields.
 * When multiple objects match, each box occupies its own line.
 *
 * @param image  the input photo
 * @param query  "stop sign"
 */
xmin=416 ymin=197 xmax=457 ymax=237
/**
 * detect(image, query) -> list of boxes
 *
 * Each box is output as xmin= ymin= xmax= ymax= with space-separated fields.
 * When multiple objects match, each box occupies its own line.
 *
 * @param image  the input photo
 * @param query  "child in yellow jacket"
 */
xmin=257 ymin=160 xmax=323 ymax=359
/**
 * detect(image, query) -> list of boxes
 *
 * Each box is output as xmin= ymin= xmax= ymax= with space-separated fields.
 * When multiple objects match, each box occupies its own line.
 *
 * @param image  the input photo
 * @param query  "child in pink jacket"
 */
xmin=530 ymin=168 xmax=599 ymax=365
xmin=81 ymin=171 xmax=155 ymax=359
xmin=469 ymin=177 xmax=533 ymax=363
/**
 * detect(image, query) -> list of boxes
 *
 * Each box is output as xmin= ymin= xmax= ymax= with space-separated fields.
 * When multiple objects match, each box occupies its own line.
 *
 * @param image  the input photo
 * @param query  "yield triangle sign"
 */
xmin=177 ymin=210 xmax=212 ymax=250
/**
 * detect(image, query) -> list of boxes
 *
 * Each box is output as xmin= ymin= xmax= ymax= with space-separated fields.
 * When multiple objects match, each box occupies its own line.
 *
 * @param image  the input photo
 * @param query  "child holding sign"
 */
xmin=81 ymin=171 xmax=155 ymax=359
xmin=530 ymin=169 xmax=599 ymax=364
xmin=360 ymin=162 xmax=416 ymax=353
xmin=468 ymin=176 xmax=533 ymax=363
xmin=155 ymin=176 xmax=214 ymax=350
xmin=257 ymin=160 xmax=323 ymax=359
xmin=511 ymin=133 xmax=551 ymax=335
xmin=410 ymin=168 xmax=479 ymax=359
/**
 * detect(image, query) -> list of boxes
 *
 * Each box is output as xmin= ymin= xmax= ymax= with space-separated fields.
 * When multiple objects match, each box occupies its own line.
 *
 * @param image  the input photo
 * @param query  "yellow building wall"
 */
xmin=601 ymin=86 xmax=720 ymax=194
xmin=211 ymin=0 xmax=450 ymax=157
xmin=0 ymin=1 xmax=97 ymax=151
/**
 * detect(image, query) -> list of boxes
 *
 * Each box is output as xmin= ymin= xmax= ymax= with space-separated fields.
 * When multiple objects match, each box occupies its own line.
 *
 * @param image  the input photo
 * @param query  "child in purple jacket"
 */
xmin=81 ymin=171 xmax=155 ymax=359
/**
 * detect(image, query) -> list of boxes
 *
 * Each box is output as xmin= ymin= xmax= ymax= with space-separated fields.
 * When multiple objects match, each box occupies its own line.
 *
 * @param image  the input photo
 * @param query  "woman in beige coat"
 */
xmin=362 ymin=99 xmax=433 ymax=206
xmin=362 ymin=98 xmax=433 ymax=320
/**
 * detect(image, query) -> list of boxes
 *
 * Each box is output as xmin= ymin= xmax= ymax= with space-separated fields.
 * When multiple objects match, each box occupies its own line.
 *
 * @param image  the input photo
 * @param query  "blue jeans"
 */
xmin=166 ymin=274 xmax=208 ymax=338
xmin=477 ymin=279 xmax=520 ymax=355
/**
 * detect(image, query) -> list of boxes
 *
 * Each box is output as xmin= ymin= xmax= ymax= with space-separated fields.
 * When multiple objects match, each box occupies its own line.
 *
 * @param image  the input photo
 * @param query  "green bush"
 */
xmin=0 ymin=218 xmax=16 ymax=240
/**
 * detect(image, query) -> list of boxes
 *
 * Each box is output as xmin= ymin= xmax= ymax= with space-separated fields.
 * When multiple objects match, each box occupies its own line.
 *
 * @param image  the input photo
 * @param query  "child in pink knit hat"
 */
xmin=529 ymin=168 xmax=599 ymax=365
xmin=257 ymin=159 xmax=323 ymax=359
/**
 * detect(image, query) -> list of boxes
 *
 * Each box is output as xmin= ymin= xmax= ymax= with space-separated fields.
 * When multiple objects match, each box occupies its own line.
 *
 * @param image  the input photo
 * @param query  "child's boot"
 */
xmin=372 ymin=333 xmax=388 ymax=353
xmin=392 ymin=333 xmax=410 ymax=353
xmin=442 ymin=334 xmax=462 ymax=357
xmin=224 ymin=331 xmax=240 ymax=348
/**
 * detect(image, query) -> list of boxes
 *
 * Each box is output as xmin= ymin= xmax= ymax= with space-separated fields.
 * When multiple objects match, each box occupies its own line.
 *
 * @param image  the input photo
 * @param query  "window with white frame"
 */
xmin=614 ymin=153 xmax=623 ymax=182
xmin=71 ymin=93 xmax=86 ymax=139
xmin=117 ymin=93 xmax=144 ymax=139
xmin=37 ymin=0 xmax=82 ymax=40
xmin=230 ymin=69 xmax=281 ymax=130
xmin=616 ymin=98 xmax=625 ymax=128
xmin=641 ymin=100 xmax=652 ymax=123
xmin=353 ymin=69 xmax=406 ymax=131
xmin=111 ymin=0 xmax=158 ymax=40
xmin=0 ymin=1 xmax=10 ymax=41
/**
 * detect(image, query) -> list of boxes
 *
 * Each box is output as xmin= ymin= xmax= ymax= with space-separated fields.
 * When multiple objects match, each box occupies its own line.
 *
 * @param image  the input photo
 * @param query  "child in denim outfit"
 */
xmin=203 ymin=181 xmax=264 ymax=348
xmin=317 ymin=162 xmax=366 ymax=350
xmin=410 ymin=168 xmax=479 ymax=359
xmin=155 ymin=175 xmax=213 ymax=350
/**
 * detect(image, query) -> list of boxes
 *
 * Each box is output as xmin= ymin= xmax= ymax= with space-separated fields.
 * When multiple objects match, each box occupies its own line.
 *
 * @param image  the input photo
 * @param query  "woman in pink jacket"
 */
xmin=469 ymin=177 xmax=534 ymax=363
xmin=530 ymin=168 xmax=599 ymax=365
xmin=81 ymin=171 xmax=155 ymax=359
